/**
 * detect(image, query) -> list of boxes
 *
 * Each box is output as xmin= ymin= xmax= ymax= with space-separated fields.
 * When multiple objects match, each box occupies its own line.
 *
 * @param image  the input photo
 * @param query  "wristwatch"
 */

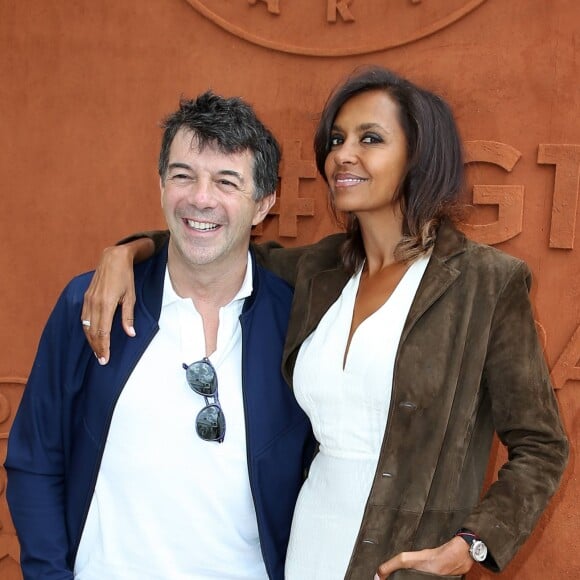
xmin=455 ymin=528 xmax=488 ymax=562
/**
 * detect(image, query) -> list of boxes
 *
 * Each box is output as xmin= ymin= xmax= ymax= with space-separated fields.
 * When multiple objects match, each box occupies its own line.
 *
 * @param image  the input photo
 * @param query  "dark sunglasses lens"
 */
xmin=196 ymin=404 xmax=226 ymax=442
xmin=186 ymin=360 xmax=216 ymax=396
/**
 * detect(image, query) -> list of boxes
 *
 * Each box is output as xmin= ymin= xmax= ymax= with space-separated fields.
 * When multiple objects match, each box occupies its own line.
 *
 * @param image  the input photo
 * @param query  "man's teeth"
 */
xmin=186 ymin=220 xmax=219 ymax=231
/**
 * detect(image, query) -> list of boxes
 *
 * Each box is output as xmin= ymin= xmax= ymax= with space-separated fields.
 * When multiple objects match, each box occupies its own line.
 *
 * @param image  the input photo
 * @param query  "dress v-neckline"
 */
xmin=341 ymin=258 xmax=423 ymax=371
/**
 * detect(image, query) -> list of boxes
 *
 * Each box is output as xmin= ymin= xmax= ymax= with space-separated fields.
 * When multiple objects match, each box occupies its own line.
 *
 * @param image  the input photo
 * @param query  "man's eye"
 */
xmin=217 ymin=179 xmax=239 ymax=191
xmin=170 ymin=173 xmax=190 ymax=181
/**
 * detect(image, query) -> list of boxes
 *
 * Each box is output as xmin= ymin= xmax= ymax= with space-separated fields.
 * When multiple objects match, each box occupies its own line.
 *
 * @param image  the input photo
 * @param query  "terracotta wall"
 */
xmin=1 ymin=0 xmax=579 ymax=577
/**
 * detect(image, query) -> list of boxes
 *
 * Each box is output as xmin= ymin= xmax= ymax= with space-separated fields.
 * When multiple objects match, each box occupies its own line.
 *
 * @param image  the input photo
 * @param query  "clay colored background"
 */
xmin=1 ymin=0 xmax=579 ymax=578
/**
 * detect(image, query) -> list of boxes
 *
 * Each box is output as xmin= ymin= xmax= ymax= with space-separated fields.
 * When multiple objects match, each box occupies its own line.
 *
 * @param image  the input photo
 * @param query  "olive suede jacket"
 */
xmin=128 ymin=222 xmax=569 ymax=580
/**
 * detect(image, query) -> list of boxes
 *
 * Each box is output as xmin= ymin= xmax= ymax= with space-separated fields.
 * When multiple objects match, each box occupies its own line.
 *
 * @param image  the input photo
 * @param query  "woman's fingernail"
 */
xmin=98 ymin=357 xmax=107 ymax=366
xmin=128 ymin=326 xmax=136 ymax=337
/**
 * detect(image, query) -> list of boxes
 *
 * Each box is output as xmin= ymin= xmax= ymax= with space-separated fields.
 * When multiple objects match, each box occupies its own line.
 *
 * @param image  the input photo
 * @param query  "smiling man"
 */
xmin=6 ymin=92 xmax=315 ymax=580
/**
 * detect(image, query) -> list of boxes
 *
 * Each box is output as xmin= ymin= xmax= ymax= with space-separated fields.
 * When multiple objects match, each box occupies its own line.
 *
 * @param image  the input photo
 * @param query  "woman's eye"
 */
xmin=329 ymin=135 xmax=343 ymax=147
xmin=361 ymin=133 xmax=382 ymax=144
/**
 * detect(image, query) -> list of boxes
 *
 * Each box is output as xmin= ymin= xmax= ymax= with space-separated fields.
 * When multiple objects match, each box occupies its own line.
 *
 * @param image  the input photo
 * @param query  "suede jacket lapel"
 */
xmin=401 ymin=222 xmax=466 ymax=343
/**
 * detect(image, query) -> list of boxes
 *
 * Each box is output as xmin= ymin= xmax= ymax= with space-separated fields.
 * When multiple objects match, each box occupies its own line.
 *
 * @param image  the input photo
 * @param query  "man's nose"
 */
xmin=189 ymin=179 xmax=217 ymax=207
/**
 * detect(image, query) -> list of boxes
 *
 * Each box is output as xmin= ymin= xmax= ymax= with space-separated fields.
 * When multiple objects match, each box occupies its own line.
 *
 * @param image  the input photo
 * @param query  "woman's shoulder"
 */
xmin=463 ymin=237 xmax=528 ymax=274
xmin=436 ymin=221 xmax=527 ymax=274
xmin=453 ymin=238 xmax=533 ymax=298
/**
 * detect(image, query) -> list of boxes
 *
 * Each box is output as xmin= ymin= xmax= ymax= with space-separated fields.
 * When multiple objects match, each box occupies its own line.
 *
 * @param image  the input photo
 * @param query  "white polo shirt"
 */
xmin=75 ymin=253 xmax=268 ymax=579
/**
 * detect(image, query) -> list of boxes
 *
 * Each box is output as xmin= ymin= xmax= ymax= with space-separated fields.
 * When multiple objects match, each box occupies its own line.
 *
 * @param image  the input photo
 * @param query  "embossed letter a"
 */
xmin=248 ymin=0 xmax=281 ymax=15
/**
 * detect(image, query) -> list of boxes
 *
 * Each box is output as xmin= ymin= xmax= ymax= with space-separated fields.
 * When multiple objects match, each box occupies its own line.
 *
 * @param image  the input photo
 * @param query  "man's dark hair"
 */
xmin=159 ymin=91 xmax=281 ymax=200
xmin=314 ymin=66 xmax=465 ymax=271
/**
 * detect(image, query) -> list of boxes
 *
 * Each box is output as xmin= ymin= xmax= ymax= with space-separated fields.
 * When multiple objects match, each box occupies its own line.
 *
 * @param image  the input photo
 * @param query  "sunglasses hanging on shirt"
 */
xmin=182 ymin=357 xmax=226 ymax=443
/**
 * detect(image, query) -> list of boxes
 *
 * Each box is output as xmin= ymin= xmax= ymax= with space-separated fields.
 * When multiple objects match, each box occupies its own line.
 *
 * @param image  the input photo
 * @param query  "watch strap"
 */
xmin=455 ymin=528 xmax=479 ymax=544
xmin=455 ymin=528 xmax=488 ymax=563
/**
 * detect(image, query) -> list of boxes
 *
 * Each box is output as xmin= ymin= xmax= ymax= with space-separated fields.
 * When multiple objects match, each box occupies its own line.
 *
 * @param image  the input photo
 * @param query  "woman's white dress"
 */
xmin=285 ymin=256 xmax=429 ymax=580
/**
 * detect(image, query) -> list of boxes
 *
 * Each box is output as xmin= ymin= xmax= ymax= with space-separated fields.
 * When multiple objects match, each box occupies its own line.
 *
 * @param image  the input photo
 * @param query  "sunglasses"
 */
xmin=182 ymin=357 xmax=226 ymax=443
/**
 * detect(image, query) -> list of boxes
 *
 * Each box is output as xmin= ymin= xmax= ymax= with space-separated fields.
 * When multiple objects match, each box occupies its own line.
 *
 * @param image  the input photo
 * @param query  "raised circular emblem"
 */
xmin=185 ymin=0 xmax=488 ymax=57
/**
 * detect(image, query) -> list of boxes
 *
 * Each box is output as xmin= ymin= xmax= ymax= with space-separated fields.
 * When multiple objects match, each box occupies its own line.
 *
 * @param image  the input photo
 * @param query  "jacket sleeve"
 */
xmin=116 ymin=230 xmax=169 ymax=254
xmin=462 ymin=261 xmax=569 ymax=569
xmin=114 ymin=231 xmax=343 ymax=288
xmin=5 ymin=281 xmax=87 ymax=579
xmin=252 ymin=234 xmax=346 ymax=287
xmin=251 ymin=242 xmax=304 ymax=286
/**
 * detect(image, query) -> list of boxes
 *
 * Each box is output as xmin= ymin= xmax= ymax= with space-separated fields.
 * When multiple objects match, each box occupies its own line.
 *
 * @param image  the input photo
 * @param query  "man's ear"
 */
xmin=159 ymin=176 xmax=165 ymax=207
xmin=252 ymin=192 xmax=276 ymax=226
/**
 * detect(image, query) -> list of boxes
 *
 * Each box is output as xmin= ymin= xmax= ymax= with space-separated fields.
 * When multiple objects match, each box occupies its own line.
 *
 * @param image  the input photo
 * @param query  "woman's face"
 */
xmin=324 ymin=89 xmax=408 ymax=219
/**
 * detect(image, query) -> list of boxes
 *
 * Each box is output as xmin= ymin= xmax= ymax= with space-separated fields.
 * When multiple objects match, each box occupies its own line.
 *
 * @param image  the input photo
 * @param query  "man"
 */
xmin=6 ymin=92 xmax=314 ymax=580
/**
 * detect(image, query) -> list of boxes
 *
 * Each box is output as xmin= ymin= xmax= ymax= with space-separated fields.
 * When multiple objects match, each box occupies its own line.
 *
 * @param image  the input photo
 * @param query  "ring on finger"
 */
xmin=81 ymin=320 xmax=91 ymax=328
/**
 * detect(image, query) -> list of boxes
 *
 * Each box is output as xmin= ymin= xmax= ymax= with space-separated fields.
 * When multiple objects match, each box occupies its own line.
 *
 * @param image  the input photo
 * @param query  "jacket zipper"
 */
xmin=240 ymin=321 xmax=273 ymax=579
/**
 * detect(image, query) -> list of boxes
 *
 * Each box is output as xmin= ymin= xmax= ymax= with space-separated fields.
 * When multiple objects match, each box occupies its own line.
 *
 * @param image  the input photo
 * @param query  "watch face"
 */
xmin=471 ymin=540 xmax=488 ymax=562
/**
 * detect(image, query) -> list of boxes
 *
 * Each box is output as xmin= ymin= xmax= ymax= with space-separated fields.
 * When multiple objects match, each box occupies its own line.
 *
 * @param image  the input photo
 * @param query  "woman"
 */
xmin=82 ymin=67 xmax=568 ymax=579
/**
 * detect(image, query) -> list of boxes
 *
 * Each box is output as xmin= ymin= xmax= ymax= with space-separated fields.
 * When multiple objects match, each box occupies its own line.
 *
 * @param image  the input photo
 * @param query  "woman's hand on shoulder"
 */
xmin=81 ymin=240 xmax=149 ymax=364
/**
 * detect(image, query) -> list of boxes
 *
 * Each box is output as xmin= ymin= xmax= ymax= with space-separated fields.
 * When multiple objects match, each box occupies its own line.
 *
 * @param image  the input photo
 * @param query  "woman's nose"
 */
xmin=332 ymin=140 xmax=357 ymax=165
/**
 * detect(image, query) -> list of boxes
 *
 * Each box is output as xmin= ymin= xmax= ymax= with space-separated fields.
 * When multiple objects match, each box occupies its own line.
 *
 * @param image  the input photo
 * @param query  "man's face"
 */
xmin=161 ymin=128 xmax=274 ymax=275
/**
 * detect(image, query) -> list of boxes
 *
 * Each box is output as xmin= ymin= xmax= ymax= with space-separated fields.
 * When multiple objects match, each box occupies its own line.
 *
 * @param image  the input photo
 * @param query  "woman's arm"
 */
xmin=82 ymin=232 xmax=318 ymax=363
xmin=83 ymin=235 xmax=301 ymax=364
xmin=461 ymin=261 xmax=569 ymax=566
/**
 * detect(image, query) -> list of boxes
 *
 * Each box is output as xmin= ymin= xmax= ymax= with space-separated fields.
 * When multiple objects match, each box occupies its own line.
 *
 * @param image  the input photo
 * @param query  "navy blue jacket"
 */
xmin=6 ymin=244 xmax=315 ymax=580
